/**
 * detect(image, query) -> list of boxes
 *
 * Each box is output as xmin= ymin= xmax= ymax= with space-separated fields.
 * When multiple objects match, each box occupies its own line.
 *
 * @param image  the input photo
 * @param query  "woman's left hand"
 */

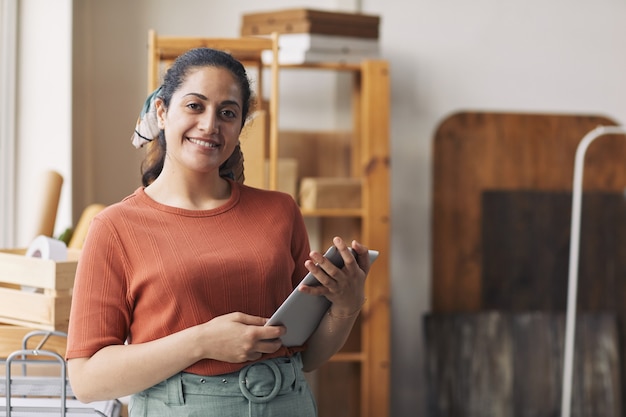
xmin=297 ymin=236 xmax=371 ymax=317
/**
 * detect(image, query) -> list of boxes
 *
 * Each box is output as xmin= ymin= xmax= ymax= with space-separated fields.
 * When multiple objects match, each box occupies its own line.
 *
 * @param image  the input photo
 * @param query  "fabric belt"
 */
xmin=155 ymin=354 xmax=302 ymax=404
xmin=131 ymin=353 xmax=315 ymax=417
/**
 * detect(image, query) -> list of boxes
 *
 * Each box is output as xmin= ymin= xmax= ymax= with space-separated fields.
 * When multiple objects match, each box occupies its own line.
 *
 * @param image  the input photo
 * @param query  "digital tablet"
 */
xmin=266 ymin=246 xmax=380 ymax=347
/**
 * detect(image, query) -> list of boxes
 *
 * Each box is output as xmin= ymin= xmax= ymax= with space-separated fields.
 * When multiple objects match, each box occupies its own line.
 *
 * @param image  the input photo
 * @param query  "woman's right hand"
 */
xmin=69 ymin=312 xmax=285 ymax=403
xmin=199 ymin=312 xmax=285 ymax=363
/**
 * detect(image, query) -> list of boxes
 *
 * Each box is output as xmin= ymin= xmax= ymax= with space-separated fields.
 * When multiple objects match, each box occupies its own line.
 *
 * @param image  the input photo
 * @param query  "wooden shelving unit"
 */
xmin=147 ymin=31 xmax=390 ymax=417
xmin=271 ymin=59 xmax=390 ymax=417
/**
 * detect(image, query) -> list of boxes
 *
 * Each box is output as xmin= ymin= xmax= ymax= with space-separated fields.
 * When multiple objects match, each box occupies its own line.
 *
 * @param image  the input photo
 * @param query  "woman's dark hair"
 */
xmin=141 ymin=48 xmax=254 ymax=186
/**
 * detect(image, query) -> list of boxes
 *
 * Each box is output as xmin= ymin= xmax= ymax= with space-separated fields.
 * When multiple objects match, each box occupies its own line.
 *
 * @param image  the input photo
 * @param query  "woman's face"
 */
xmin=156 ymin=66 xmax=243 ymax=178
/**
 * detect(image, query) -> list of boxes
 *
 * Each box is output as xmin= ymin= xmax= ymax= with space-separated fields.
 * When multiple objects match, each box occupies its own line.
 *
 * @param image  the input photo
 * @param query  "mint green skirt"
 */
xmin=129 ymin=354 xmax=317 ymax=417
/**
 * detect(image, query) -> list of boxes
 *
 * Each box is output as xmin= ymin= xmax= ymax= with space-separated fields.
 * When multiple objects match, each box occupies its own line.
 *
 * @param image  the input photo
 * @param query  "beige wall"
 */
xmin=15 ymin=0 xmax=73 ymax=245
xmin=13 ymin=1 xmax=626 ymax=416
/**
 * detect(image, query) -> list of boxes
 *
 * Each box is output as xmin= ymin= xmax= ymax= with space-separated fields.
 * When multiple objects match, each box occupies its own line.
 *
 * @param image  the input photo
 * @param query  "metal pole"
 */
xmin=560 ymin=125 xmax=626 ymax=417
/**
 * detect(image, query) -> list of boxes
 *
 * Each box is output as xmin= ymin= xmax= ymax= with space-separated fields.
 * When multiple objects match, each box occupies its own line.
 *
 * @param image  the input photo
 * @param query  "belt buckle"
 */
xmin=238 ymin=360 xmax=283 ymax=403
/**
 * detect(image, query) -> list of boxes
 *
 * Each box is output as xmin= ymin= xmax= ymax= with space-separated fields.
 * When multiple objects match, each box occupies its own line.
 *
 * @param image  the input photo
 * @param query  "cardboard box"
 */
xmin=0 ymin=248 xmax=80 ymax=332
xmin=299 ymin=177 xmax=362 ymax=210
xmin=241 ymin=8 xmax=380 ymax=39
xmin=265 ymin=158 xmax=298 ymax=198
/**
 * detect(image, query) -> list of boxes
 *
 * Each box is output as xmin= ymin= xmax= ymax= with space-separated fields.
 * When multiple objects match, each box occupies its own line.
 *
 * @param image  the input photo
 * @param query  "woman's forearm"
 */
xmin=300 ymin=306 xmax=362 ymax=372
xmin=68 ymin=325 xmax=204 ymax=403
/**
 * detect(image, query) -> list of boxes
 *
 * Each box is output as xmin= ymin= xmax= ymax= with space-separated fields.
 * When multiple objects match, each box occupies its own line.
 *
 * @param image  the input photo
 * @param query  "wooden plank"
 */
xmin=424 ymin=312 xmax=621 ymax=417
xmin=482 ymin=190 xmax=626 ymax=311
xmin=0 ymin=251 xmax=57 ymax=289
xmin=154 ymin=37 xmax=273 ymax=61
xmin=242 ymin=21 xmax=379 ymax=39
xmin=359 ymin=60 xmax=391 ymax=417
xmin=432 ymin=111 xmax=624 ymax=313
xmin=241 ymin=9 xmax=380 ymax=27
xmin=0 ymin=288 xmax=56 ymax=327
xmin=0 ymin=250 xmax=78 ymax=290
xmin=510 ymin=313 xmax=561 ymax=414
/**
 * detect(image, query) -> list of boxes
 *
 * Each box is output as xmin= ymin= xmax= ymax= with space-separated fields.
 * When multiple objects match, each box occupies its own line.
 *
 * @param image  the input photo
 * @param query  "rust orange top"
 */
xmin=66 ymin=181 xmax=309 ymax=376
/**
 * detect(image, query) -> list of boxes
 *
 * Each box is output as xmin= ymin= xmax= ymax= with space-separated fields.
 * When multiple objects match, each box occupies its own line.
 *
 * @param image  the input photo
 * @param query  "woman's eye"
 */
xmin=221 ymin=109 xmax=237 ymax=119
xmin=187 ymin=102 xmax=202 ymax=111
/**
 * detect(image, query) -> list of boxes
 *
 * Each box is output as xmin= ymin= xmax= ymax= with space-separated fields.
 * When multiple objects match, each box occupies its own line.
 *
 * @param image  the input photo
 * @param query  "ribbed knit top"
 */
xmin=66 ymin=180 xmax=310 ymax=376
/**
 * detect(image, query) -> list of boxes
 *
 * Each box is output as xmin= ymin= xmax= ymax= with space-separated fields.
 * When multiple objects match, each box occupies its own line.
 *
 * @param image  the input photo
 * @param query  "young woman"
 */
xmin=66 ymin=47 xmax=374 ymax=416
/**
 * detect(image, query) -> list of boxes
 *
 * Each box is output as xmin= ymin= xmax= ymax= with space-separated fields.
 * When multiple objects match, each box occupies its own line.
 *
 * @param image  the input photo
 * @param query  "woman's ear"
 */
xmin=155 ymin=98 xmax=166 ymax=129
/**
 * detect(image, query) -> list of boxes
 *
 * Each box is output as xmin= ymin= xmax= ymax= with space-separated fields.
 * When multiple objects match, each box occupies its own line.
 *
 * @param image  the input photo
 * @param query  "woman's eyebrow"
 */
xmin=221 ymin=100 xmax=241 ymax=109
xmin=182 ymin=92 xmax=241 ymax=108
xmin=183 ymin=92 xmax=207 ymax=100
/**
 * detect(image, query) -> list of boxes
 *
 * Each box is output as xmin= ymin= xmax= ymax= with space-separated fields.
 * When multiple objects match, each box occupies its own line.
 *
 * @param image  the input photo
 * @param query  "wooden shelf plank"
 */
xmin=301 ymin=208 xmax=363 ymax=217
xmin=329 ymin=352 xmax=366 ymax=362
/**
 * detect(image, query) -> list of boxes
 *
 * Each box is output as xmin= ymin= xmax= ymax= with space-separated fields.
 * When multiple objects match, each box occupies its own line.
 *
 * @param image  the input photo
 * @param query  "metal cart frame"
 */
xmin=0 ymin=330 xmax=121 ymax=417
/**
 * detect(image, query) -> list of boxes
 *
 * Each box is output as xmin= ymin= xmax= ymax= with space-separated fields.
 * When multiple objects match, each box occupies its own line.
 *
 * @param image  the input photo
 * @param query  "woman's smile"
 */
xmin=187 ymin=137 xmax=220 ymax=149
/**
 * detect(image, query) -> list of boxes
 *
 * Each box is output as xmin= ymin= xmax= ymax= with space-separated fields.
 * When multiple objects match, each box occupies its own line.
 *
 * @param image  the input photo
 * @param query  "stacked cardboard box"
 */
xmin=241 ymin=8 xmax=381 ymax=65
xmin=299 ymin=177 xmax=362 ymax=210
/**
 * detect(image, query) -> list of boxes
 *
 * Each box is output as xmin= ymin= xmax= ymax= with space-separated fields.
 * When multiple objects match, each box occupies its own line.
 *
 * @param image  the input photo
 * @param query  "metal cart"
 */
xmin=0 ymin=330 xmax=121 ymax=417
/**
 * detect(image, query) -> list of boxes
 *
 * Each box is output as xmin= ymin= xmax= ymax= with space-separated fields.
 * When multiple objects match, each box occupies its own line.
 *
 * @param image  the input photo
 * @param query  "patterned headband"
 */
xmin=131 ymin=87 xmax=161 ymax=148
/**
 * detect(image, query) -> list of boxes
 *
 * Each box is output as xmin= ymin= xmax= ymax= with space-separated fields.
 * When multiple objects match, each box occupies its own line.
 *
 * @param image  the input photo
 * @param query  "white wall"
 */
xmin=0 ymin=0 xmax=17 ymax=247
xmin=13 ymin=0 xmax=626 ymax=416
xmin=15 ymin=0 xmax=73 ymax=246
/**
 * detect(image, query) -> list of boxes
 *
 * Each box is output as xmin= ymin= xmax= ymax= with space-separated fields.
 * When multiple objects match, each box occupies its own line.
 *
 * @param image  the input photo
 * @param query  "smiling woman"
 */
xmin=65 ymin=46 xmax=374 ymax=417
xmin=0 ymin=0 xmax=17 ymax=247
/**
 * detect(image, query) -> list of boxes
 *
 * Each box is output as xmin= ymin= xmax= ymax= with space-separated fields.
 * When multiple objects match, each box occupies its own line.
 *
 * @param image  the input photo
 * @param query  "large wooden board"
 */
xmin=431 ymin=111 xmax=625 ymax=312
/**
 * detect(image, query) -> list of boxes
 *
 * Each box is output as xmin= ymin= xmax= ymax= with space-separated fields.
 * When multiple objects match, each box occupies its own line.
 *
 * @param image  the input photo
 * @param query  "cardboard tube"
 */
xmin=32 ymin=170 xmax=63 ymax=238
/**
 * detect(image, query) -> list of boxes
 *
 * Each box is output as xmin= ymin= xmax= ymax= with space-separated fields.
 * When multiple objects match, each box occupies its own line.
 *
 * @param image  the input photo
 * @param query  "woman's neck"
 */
xmin=144 ymin=172 xmax=232 ymax=210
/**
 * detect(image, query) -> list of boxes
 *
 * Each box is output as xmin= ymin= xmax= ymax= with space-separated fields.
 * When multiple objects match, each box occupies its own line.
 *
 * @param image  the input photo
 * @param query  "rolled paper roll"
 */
xmin=32 ymin=170 xmax=64 ymax=238
xmin=25 ymin=235 xmax=68 ymax=261
xmin=23 ymin=235 xmax=68 ymax=292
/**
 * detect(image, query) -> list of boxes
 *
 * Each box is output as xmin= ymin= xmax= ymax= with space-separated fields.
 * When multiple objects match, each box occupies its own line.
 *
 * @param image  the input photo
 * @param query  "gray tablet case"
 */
xmin=266 ymin=247 xmax=379 ymax=347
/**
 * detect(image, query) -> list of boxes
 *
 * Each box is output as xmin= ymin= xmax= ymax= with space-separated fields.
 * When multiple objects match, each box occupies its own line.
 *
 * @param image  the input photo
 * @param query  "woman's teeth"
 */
xmin=188 ymin=137 xmax=218 ymax=148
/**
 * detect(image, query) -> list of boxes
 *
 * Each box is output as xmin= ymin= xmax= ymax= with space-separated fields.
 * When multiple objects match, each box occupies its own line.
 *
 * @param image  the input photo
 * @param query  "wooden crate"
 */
xmin=0 ymin=325 xmax=68 ymax=359
xmin=0 ymin=248 xmax=80 ymax=332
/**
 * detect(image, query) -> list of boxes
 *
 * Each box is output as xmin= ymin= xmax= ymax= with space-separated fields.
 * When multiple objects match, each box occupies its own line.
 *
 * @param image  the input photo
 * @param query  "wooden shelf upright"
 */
xmin=264 ymin=57 xmax=390 ymax=417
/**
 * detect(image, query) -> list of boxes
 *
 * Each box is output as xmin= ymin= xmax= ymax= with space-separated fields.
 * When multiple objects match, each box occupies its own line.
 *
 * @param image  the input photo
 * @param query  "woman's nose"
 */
xmin=198 ymin=112 xmax=219 ymax=133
